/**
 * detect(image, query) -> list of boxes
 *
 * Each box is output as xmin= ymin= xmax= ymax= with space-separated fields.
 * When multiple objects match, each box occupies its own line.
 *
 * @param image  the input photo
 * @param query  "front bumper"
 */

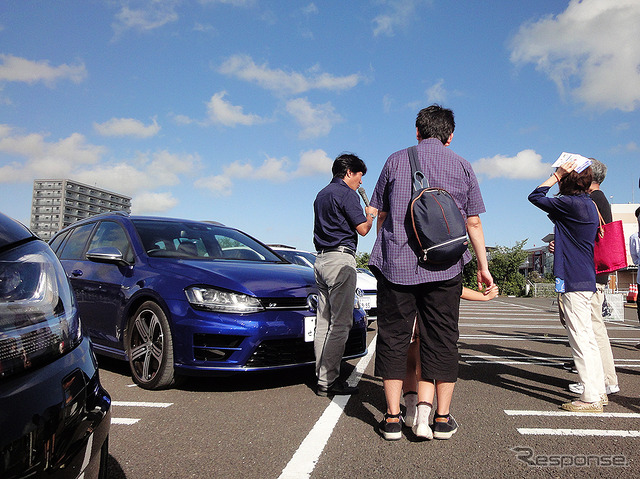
xmin=168 ymin=300 xmax=368 ymax=375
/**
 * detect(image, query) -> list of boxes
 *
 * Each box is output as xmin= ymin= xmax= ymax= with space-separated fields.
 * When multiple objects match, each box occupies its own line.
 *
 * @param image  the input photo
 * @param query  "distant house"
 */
xmin=30 ymin=179 xmax=131 ymax=240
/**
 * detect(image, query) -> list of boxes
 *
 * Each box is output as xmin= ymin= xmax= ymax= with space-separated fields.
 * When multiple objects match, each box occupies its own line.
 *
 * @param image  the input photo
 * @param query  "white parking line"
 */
xmin=278 ymin=335 xmax=377 ymax=479
xmin=518 ymin=428 xmax=640 ymax=437
xmin=505 ymin=410 xmax=640 ymax=418
xmin=111 ymin=400 xmax=173 ymax=425
xmin=112 ymin=401 xmax=173 ymax=408
xmin=112 ymin=418 xmax=140 ymax=425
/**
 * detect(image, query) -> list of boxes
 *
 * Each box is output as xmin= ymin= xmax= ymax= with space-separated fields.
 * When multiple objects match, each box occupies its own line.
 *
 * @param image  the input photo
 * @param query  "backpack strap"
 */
xmin=408 ymin=146 xmax=428 ymax=192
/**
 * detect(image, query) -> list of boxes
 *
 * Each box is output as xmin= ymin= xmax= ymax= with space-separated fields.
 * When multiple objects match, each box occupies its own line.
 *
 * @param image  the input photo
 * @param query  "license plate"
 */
xmin=304 ymin=316 xmax=316 ymax=342
xmin=360 ymin=296 xmax=371 ymax=310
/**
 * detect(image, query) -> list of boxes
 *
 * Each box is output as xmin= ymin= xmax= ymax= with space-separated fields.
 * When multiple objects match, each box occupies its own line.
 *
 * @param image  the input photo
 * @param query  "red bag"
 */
xmin=593 ymin=205 xmax=627 ymax=274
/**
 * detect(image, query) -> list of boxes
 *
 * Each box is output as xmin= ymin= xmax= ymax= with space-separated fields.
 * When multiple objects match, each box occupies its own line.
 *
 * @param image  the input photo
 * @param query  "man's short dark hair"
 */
xmin=332 ymin=153 xmax=367 ymax=178
xmin=635 ymin=206 xmax=640 ymax=219
xmin=589 ymin=158 xmax=607 ymax=185
xmin=416 ymin=104 xmax=455 ymax=145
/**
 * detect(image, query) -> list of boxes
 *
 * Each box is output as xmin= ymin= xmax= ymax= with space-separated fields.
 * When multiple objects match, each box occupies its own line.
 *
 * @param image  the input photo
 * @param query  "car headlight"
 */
xmin=0 ymin=240 xmax=81 ymax=379
xmin=185 ymin=286 xmax=264 ymax=313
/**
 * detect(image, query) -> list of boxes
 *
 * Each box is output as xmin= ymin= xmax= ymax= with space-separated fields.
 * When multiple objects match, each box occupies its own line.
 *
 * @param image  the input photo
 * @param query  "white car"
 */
xmin=269 ymin=245 xmax=378 ymax=319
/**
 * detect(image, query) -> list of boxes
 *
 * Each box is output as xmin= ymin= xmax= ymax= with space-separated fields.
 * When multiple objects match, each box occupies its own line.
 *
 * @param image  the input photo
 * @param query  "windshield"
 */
xmin=132 ymin=219 xmax=284 ymax=262
xmin=275 ymin=250 xmax=316 ymax=267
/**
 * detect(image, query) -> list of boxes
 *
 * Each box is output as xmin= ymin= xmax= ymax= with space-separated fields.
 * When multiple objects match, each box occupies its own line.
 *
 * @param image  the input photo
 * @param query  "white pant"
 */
xmin=591 ymin=284 xmax=618 ymax=387
xmin=560 ymin=291 xmax=605 ymax=402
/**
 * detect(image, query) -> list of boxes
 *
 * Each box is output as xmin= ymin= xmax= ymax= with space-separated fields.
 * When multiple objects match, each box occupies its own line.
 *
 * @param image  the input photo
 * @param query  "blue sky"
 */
xmin=2 ymin=0 xmax=639 ymax=254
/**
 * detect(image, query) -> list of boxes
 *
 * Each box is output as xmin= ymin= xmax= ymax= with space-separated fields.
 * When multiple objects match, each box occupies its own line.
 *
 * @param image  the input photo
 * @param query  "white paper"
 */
xmin=552 ymin=152 xmax=592 ymax=173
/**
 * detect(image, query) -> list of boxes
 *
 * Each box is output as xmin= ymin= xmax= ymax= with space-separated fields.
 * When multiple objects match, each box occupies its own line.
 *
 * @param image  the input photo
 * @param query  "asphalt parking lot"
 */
xmin=99 ymin=297 xmax=640 ymax=479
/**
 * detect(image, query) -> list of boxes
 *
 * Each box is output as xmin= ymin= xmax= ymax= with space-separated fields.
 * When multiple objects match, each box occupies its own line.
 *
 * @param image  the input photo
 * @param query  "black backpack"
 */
xmin=407 ymin=146 xmax=468 ymax=264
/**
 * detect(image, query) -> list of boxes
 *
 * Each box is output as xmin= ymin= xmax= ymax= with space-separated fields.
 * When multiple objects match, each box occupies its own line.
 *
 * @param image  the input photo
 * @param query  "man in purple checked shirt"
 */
xmin=369 ymin=105 xmax=493 ymax=441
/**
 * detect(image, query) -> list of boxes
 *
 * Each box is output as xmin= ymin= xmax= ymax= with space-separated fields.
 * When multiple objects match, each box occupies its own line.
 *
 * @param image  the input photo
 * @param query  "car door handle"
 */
xmin=71 ymin=269 xmax=83 ymax=277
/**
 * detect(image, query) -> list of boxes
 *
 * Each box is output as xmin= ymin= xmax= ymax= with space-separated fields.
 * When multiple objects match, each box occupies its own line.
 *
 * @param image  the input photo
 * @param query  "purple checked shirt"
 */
xmin=369 ymin=138 xmax=486 ymax=285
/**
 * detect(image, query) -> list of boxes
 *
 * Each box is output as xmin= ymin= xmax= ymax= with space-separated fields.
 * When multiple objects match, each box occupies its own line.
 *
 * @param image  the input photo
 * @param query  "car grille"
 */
xmin=245 ymin=329 xmax=366 ymax=368
xmin=259 ymin=297 xmax=309 ymax=310
xmin=193 ymin=333 xmax=244 ymax=362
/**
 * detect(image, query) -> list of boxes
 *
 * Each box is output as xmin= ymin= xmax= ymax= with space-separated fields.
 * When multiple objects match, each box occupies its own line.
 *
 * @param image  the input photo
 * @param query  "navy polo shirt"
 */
xmin=313 ymin=177 xmax=367 ymax=251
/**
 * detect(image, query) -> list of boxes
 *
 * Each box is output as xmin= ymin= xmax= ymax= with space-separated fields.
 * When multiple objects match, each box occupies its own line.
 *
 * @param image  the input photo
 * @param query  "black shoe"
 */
xmin=433 ymin=414 xmax=458 ymax=440
xmin=316 ymin=379 xmax=359 ymax=397
xmin=378 ymin=413 xmax=403 ymax=440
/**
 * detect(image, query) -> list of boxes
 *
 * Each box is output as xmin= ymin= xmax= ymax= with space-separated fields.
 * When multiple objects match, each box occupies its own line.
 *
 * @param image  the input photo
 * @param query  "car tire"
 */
xmin=126 ymin=301 xmax=176 ymax=390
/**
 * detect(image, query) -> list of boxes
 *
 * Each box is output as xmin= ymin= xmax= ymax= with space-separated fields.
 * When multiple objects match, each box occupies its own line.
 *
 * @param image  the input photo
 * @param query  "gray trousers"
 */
xmin=314 ymin=251 xmax=356 ymax=388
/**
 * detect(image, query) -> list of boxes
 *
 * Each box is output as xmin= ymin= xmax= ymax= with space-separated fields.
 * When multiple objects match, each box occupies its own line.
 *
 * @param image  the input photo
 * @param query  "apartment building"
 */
xmin=30 ymin=179 xmax=131 ymax=240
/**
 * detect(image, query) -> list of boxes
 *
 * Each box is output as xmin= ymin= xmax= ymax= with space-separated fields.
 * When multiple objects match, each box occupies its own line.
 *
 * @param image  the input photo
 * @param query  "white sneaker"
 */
xmin=412 ymin=402 xmax=433 ymax=440
xmin=606 ymin=384 xmax=620 ymax=395
xmin=403 ymin=392 xmax=418 ymax=428
xmin=568 ymin=382 xmax=584 ymax=394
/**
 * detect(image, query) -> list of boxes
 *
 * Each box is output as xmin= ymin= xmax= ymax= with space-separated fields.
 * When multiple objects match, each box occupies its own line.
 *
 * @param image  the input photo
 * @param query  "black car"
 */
xmin=0 ymin=212 xmax=111 ymax=478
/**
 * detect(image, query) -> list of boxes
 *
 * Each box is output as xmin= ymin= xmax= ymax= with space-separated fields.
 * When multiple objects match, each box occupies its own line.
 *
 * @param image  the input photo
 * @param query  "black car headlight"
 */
xmin=0 ymin=240 xmax=81 ymax=379
xmin=185 ymin=286 xmax=265 ymax=313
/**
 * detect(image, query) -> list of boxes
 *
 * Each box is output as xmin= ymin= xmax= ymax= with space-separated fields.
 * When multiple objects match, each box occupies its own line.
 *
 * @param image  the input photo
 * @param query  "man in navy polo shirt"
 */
xmin=313 ymin=153 xmax=377 ymax=396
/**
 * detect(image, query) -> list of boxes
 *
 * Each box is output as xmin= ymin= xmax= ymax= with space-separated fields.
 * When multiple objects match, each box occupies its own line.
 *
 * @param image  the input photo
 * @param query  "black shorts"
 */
xmin=373 ymin=272 xmax=462 ymax=382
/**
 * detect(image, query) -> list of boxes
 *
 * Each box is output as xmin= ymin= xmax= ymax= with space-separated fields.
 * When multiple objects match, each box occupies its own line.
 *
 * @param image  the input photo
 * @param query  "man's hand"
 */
xmin=477 ymin=269 xmax=493 ymax=292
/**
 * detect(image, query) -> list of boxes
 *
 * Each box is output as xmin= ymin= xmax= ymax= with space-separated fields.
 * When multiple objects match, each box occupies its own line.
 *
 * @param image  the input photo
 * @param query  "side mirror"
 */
xmin=86 ymin=246 xmax=130 ymax=266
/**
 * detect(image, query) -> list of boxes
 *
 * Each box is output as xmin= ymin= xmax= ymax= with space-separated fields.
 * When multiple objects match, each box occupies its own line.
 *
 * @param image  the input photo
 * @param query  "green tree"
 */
xmin=488 ymin=240 xmax=529 ymax=296
xmin=356 ymin=252 xmax=370 ymax=269
xmin=463 ymin=239 xmax=530 ymax=296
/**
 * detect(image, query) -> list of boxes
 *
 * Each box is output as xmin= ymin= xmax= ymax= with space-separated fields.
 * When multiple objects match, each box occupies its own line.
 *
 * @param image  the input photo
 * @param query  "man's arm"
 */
xmin=355 ymin=206 xmax=378 ymax=236
xmin=466 ymin=214 xmax=493 ymax=290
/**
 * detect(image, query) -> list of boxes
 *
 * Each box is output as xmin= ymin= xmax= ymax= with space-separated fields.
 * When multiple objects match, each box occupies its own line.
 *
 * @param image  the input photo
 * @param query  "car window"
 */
xmin=87 ymin=221 xmax=135 ymax=263
xmin=58 ymin=223 xmax=96 ymax=260
xmin=132 ymin=219 xmax=283 ymax=262
xmin=48 ymin=229 xmax=70 ymax=253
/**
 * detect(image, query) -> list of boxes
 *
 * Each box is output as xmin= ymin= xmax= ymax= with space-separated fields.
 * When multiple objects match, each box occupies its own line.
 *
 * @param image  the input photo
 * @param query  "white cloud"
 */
xmin=510 ymin=0 xmax=640 ymax=111
xmin=131 ymin=191 xmax=178 ymax=214
xmin=73 ymin=150 xmax=201 ymax=196
xmin=113 ymin=3 xmax=179 ymax=34
xmin=219 ymin=54 xmax=361 ymax=95
xmin=426 ymin=79 xmax=447 ymax=104
xmin=195 ymin=148 xmax=332 ymax=196
xmin=94 ymin=117 xmax=160 ymax=138
xmin=0 ymin=54 xmax=86 ymax=86
xmin=0 ymin=126 xmax=104 ymax=182
xmin=206 ymin=91 xmax=264 ymax=126
xmin=301 ymin=3 xmax=318 ymax=15
xmin=294 ymin=149 xmax=333 ymax=176
xmin=286 ymin=97 xmax=342 ymax=139
xmin=472 ymin=149 xmax=552 ymax=180
xmin=193 ymin=175 xmax=234 ymax=196
xmin=372 ymin=0 xmax=426 ymax=37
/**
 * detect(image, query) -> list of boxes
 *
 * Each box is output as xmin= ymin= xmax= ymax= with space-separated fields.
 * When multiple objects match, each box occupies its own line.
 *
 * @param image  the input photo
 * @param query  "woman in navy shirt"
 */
xmin=529 ymin=160 xmax=605 ymax=412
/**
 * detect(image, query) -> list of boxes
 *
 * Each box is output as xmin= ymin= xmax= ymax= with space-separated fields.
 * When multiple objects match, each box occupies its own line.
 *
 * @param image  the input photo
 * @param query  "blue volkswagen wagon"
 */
xmin=48 ymin=213 xmax=367 ymax=390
